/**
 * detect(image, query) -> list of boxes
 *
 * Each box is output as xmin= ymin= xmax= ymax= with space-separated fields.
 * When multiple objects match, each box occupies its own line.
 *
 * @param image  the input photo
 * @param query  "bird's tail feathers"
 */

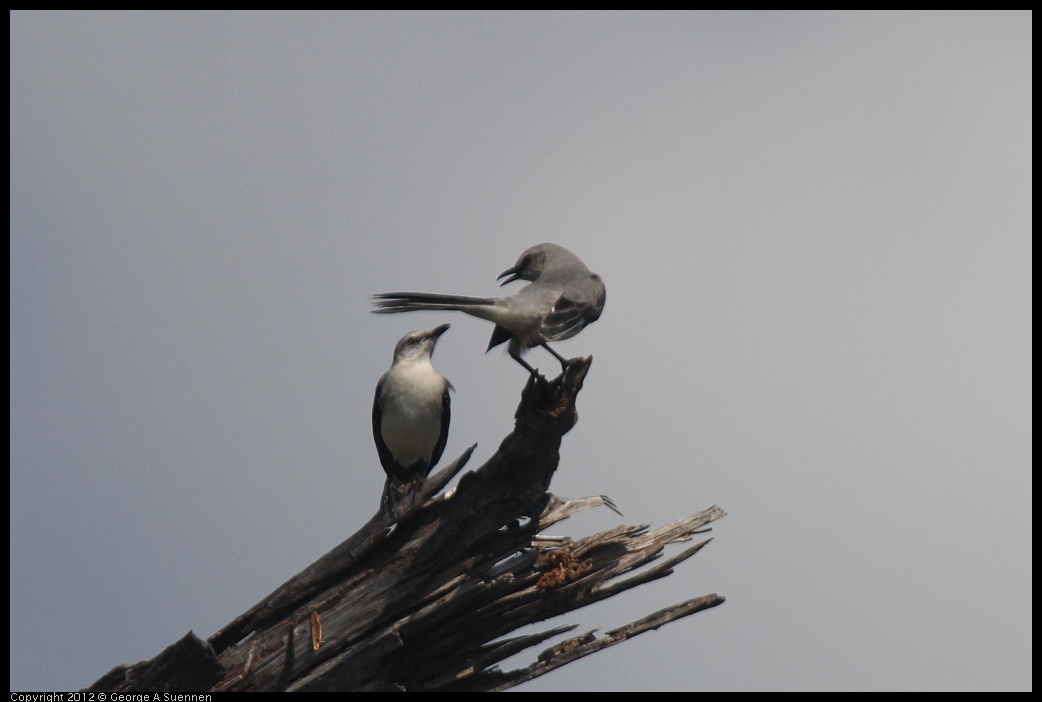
xmin=372 ymin=292 xmax=498 ymax=314
xmin=381 ymin=479 xmax=411 ymax=519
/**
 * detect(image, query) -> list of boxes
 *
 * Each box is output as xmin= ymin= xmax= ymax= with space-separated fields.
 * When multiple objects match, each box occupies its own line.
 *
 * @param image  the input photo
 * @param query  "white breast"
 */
xmin=379 ymin=360 xmax=445 ymax=466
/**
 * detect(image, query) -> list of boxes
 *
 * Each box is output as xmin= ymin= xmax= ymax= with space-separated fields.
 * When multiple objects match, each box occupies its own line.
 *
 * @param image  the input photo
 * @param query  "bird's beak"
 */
xmin=497 ymin=266 xmax=520 ymax=286
xmin=430 ymin=323 xmax=451 ymax=338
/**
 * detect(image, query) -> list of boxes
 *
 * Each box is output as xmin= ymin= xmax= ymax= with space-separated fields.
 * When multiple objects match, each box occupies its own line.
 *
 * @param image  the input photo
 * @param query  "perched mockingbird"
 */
xmin=372 ymin=243 xmax=605 ymax=374
xmin=372 ymin=324 xmax=452 ymax=517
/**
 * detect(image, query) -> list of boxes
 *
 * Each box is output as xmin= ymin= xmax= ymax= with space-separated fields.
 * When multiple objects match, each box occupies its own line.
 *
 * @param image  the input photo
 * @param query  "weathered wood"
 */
xmin=85 ymin=631 xmax=222 ymax=693
xmin=483 ymin=593 xmax=726 ymax=691
xmin=85 ymin=357 xmax=726 ymax=692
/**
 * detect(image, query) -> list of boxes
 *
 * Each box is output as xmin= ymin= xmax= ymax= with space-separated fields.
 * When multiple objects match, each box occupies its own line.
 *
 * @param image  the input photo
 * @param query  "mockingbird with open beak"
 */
xmin=372 ymin=324 xmax=452 ymax=517
xmin=372 ymin=243 xmax=605 ymax=375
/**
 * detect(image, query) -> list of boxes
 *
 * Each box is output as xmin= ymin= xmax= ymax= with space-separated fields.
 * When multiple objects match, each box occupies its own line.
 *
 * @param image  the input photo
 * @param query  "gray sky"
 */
xmin=10 ymin=11 xmax=1031 ymax=692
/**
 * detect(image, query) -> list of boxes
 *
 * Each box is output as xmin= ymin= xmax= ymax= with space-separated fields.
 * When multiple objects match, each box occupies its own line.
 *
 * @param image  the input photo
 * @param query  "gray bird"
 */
xmin=372 ymin=324 xmax=452 ymax=517
xmin=372 ymin=243 xmax=605 ymax=374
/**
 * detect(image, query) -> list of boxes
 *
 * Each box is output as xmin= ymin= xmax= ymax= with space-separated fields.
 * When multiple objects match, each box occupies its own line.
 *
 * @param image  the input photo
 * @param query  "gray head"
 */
xmin=496 ymin=243 xmax=587 ymax=285
xmin=391 ymin=323 xmax=450 ymax=363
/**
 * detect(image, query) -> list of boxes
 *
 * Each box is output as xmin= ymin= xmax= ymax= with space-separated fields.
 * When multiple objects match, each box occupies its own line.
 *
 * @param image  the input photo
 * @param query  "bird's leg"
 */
xmin=540 ymin=342 xmax=571 ymax=371
xmin=509 ymin=347 xmax=541 ymax=376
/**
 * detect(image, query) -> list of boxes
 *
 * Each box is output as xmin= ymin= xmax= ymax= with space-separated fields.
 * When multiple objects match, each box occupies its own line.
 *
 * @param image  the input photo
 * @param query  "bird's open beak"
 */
xmin=497 ymin=266 xmax=520 ymax=286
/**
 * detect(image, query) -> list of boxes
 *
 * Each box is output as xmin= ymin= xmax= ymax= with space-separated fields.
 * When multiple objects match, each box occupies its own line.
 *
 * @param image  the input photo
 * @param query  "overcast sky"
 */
xmin=10 ymin=11 xmax=1031 ymax=692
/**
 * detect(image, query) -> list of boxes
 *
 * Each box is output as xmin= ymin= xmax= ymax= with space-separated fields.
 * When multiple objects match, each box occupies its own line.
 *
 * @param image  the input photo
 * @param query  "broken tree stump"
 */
xmin=87 ymin=357 xmax=726 ymax=692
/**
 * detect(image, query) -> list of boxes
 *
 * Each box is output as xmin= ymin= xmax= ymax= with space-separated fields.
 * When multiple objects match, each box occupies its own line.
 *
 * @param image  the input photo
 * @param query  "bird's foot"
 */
xmin=525 ymin=369 xmax=549 ymax=389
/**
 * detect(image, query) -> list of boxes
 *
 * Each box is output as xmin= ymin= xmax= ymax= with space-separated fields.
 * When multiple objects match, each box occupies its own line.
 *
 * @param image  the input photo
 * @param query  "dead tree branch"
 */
xmin=86 ymin=357 xmax=726 ymax=692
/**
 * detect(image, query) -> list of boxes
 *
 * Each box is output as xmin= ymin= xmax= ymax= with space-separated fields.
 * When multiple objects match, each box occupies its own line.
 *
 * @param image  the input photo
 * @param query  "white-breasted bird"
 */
xmin=372 ymin=324 xmax=452 ymax=517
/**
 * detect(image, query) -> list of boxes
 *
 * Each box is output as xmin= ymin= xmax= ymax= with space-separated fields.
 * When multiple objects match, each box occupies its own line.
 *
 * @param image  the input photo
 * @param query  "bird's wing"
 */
xmin=372 ymin=377 xmax=408 ymax=484
xmin=540 ymin=294 xmax=592 ymax=341
xmin=427 ymin=386 xmax=451 ymax=477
